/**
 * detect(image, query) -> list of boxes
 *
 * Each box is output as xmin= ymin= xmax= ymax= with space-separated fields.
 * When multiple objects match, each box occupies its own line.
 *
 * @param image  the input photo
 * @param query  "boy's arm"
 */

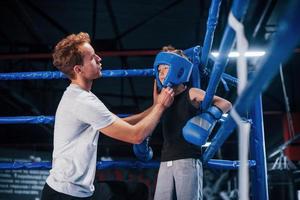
xmin=189 ymin=88 xmax=232 ymax=112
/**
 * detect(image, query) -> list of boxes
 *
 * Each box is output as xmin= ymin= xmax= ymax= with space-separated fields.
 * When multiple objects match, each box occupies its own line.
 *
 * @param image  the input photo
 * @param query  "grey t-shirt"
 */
xmin=46 ymin=84 xmax=116 ymax=197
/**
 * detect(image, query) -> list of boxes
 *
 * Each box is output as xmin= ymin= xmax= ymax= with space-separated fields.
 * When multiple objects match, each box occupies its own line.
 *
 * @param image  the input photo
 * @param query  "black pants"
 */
xmin=41 ymin=183 xmax=92 ymax=200
xmin=41 ymin=181 xmax=148 ymax=200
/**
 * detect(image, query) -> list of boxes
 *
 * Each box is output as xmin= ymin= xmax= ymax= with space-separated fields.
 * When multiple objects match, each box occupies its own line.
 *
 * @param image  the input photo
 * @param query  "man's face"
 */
xmin=79 ymin=42 xmax=102 ymax=80
xmin=158 ymin=64 xmax=170 ymax=84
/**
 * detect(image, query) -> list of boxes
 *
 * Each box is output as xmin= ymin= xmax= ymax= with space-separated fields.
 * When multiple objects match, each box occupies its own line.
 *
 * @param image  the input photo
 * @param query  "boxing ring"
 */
xmin=1 ymin=0 xmax=300 ymax=199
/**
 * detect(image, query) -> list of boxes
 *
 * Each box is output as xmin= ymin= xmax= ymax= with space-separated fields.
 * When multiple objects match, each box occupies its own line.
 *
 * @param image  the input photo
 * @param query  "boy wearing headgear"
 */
xmin=152 ymin=45 xmax=232 ymax=200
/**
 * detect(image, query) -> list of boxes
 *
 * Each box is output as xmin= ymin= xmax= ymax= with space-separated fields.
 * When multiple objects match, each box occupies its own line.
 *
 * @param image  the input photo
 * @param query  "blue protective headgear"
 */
xmin=154 ymin=52 xmax=193 ymax=90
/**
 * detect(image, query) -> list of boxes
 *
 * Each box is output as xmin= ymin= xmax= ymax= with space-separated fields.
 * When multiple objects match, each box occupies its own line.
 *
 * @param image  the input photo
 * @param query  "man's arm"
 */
xmin=100 ymin=87 xmax=173 ymax=144
xmin=123 ymin=80 xmax=159 ymax=125
xmin=122 ymin=106 xmax=154 ymax=125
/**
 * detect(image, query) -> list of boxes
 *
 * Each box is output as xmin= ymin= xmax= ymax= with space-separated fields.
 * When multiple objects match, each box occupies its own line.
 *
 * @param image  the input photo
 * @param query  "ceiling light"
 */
xmin=211 ymin=51 xmax=266 ymax=58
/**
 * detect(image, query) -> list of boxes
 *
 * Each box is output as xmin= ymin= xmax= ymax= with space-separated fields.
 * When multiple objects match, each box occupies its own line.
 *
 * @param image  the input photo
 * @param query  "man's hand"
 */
xmin=156 ymin=87 xmax=174 ymax=108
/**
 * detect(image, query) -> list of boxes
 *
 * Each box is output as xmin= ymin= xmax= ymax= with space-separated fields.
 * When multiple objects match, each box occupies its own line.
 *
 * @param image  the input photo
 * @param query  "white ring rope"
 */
xmin=228 ymin=11 xmax=251 ymax=200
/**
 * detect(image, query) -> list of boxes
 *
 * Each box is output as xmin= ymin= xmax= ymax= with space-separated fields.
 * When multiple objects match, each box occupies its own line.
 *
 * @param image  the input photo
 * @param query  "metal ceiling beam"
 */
xmin=92 ymin=0 xmax=98 ymax=40
xmin=115 ymin=0 xmax=183 ymax=41
xmin=9 ymin=0 xmax=45 ymax=44
xmin=24 ymin=0 xmax=69 ymax=35
xmin=105 ymin=0 xmax=147 ymax=109
xmin=252 ymin=0 xmax=277 ymax=39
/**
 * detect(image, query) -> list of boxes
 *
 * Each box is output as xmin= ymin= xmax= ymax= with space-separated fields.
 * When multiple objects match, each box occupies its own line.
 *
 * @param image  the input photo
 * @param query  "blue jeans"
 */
xmin=154 ymin=158 xmax=203 ymax=200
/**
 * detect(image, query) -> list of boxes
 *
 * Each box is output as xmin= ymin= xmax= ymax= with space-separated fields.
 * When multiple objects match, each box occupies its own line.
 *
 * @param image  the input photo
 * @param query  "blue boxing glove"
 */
xmin=183 ymin=106 xmax=223 ymax=147
xmin=133 ymin=137 xmax=153 ymax=161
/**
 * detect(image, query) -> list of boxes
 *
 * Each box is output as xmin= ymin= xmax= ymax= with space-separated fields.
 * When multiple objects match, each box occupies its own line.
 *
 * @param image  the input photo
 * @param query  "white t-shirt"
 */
xmin=46 ymin=84 xmax=116 ymax=197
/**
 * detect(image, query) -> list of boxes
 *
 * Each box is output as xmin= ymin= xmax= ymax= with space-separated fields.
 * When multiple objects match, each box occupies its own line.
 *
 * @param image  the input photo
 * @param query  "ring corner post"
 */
xmin=250 ymin=94 xmax=269 ymax=200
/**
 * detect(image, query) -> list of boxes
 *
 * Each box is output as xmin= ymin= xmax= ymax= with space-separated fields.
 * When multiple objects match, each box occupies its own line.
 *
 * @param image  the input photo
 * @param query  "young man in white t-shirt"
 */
xmin=41 ymin=32 xmax=174 ymax=200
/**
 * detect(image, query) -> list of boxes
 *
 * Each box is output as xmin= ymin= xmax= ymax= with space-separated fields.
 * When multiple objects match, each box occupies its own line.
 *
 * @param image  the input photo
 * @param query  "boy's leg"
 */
xmin=173 ymin=159 xmax=203 ymax=200
xmin=154 ymin=161 xmax=176 ymax=200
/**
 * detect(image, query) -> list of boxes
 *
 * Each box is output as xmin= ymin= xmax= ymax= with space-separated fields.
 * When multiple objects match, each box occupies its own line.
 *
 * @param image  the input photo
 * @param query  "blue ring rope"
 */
xmin=0 ymin=159 xmax=256 ymax=170
xmin=0 ymin=69 xmax=154 ymax=80
xmin=0 ymin=115 xmax=129 ymax=124
xmin=0 ymin=69 xmax=237 ymax=87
